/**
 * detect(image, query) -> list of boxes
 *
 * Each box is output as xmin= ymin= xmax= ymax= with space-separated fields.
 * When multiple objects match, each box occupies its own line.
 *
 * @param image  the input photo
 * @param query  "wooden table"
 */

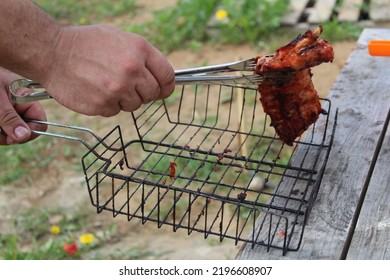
xmin=237 ymin=28 xmax=390 ymax=260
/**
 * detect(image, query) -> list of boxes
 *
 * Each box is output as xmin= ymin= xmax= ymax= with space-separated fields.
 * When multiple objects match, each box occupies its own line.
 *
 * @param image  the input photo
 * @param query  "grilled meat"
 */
xmin=255 ymin=26 xmax=334 ymax=145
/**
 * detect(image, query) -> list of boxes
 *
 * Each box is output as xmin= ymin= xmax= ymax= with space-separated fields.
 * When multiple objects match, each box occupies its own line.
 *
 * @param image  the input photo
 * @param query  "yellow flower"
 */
xmin=79 ymin=233 xmax=95 ymax=245
xmin=50 ymin=225 xmax=61 ymax=235
xmin=215 ymin=9 xmax=228 ymax=21
xmin=79 ymin=17 xmax=87 ymax=25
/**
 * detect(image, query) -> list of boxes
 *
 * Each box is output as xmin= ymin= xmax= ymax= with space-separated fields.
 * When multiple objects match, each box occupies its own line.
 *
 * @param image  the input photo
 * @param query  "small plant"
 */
xmin=0 ymin=207 xmax=137 ymax=260
xmin=1 ymin=208 xmax=89 ymax=259
xmin=129 ymin=0 xmax=289 ymax=53
xmin=216 ymin=0 xmax=289 ymax=44
xmin=321 ymin=19 xmax=363 ymax=42
xmin=129 ymin=0 xmax=219 ymax=53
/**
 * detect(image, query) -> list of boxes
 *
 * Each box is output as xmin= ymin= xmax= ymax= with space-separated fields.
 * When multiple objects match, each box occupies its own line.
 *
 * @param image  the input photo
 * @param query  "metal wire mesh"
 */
xmin=81 ymin=84 xmax=336 ymax=255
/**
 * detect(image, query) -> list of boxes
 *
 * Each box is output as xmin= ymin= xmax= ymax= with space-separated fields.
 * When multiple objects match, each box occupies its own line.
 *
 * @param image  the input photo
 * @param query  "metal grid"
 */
xmin=81 ymin=84 xmax=336 ymax=255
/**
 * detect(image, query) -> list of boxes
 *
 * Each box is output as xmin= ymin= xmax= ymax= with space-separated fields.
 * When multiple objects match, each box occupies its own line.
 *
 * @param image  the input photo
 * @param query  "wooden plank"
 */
xmin=347 ymin=114 xmax=390 ymax=259
xmin=308 ymin=0 xmax=337 ymax=23
xmin=237 ymin=28 xmax=390 ymax=259
xmin=282 ymin=0 xmax=310 ymax=25
xmin=370 ymin=0 xmax=390 ymax=21
xmin=338 ymin=0 xmax=364 ymax=22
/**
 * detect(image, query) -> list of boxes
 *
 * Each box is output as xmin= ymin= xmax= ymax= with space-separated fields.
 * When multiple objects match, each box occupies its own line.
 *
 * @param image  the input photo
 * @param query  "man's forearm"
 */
xmin=0 ymin=0 xmax=176 ymax=119
xmin=0 ymin=0 xmax=61 ymax=79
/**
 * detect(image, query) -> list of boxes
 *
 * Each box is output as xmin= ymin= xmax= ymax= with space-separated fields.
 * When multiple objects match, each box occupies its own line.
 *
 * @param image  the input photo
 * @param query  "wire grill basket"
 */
xmin=48 ymin=84 xmax=336 ymax=255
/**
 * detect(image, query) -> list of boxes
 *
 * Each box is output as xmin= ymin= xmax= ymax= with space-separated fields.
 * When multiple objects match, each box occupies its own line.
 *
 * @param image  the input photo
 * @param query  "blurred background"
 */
xmin=1 ymin=0 xmax=389 ymax=260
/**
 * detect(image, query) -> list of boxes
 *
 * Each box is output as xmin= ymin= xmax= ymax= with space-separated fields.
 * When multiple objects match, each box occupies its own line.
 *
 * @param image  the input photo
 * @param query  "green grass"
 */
xmin=128 ymin=0 xmax=220 ymax=53
xmin=128 ymin=0 xmax=289 ymax=53
xmin=0 ymin=135 xmax=85 ymax=185
xmin=216 ymin=0 xmax=289 ymax=44
xmin=0 ymin=137 xmax=56 ymax=185
xmin=1 ymin=207 xmax=86 ymax=260
xmin=322 ymin=19 xmax=363 ymax=42
xmin=0 ymin=207 xmax=151 ymax=260
xmin=33 ymin=0 xmax=361 ymax=53
xmin=0 ymin=233 xmax=70 ymax=260
xmin=34 ymin=0 xmax=136 ymax=25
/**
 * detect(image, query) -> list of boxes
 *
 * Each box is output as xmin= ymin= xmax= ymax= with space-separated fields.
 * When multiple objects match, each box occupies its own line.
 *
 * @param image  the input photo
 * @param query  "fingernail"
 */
xmin=14 ymin=126 xmax=29 ymax=139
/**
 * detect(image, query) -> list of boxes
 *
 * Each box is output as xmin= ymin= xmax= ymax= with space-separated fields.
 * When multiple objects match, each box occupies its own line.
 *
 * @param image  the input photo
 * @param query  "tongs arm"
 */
xmin=9 ymin=57 xmax=279 ymax=103
xmin=175 ymin=57 xmax=260 ymax=85
xmin=9 ymin=79 xmax=51 ymax=103
xmin=175 ymin=58 xmax=257 ymax=76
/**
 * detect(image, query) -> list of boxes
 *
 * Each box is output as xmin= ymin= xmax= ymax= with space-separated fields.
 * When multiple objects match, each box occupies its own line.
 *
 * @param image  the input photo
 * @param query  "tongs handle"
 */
xmin=9 ymin=58 xmax=259 ymax=103
xmin=9 ymin=79 xmax=51 ymax=103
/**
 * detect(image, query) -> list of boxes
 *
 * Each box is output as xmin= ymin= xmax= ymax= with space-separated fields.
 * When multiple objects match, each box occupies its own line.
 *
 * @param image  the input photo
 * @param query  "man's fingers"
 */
xmin=0 ymin=94 xmax=31 ymax=144
xmin=144 ymin=44 xmax=175 ymax=100
xmin=0 ymin=83 xmax=47 ymax=145
xmin=0 ymin=113 xmax=30 ymax=145
xmin=134 ymin=69 xmax=162 ymax=104
xmin=0 ymin=67 xmax=30 ymax=145
xmin=16 ymin=102 xmax=47 ymax=141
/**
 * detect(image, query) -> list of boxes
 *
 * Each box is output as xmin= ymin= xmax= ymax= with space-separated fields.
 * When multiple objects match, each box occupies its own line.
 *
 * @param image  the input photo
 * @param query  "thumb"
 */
xmin=0 ymin=96 xmax=31 ymax=146
xmin=0 ymin=109 xmax=31 ymax=145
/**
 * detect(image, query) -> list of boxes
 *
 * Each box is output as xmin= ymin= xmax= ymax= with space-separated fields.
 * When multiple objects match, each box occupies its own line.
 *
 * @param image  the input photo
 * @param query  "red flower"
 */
xmin=63 ymin=242 xmax=78 ymax=255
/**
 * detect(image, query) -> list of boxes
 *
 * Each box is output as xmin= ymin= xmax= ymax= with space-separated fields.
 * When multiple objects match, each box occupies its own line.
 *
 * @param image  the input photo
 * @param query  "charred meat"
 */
xmin=255 ymin=26 xmax=334 ymax=145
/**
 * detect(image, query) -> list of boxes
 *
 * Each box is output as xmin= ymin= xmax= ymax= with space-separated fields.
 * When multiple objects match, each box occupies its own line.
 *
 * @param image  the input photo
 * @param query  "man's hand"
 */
xmin=0 ymin=67 xmax=47 ymax=145
xmin=41 ymin=25 xmax=175 ymax=117
xmin=1 ymin=1 xmax=175 ymax=118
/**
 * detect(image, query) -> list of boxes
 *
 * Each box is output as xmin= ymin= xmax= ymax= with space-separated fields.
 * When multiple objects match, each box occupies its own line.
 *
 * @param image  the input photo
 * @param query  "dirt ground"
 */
xmin=0 ymin=1 xmax=360 ymax=260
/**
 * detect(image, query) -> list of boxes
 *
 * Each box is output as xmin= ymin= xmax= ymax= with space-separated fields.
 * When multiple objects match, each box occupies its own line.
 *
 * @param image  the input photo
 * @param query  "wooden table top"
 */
xmin=237 ymin=28 xmax=390 ymax=260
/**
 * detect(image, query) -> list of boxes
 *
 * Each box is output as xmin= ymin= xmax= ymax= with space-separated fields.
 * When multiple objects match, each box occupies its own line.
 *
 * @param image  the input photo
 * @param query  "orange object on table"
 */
xmin=368 ymin=40 xmax=390 ymax=56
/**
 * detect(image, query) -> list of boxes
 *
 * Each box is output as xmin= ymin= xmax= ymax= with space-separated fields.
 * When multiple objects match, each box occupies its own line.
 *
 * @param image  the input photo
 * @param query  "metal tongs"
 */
xmin=9 ymin=57 xmax=293 ymax=104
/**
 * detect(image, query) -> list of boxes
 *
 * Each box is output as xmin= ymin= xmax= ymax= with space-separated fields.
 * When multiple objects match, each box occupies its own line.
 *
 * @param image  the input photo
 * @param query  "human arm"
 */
xmin=0 ymin=0 xmax=175 ymax=117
